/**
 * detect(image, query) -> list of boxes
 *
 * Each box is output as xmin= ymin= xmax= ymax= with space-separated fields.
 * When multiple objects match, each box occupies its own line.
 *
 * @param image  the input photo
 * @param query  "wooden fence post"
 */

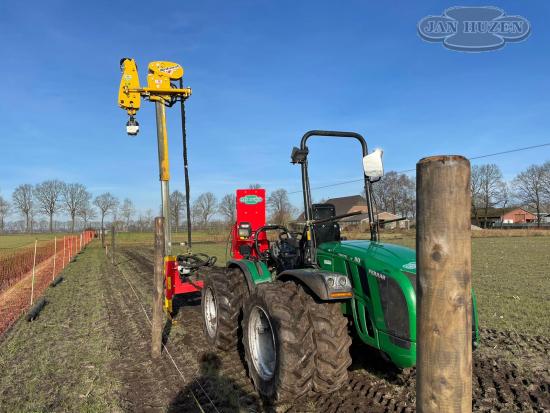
xmin=111 ymin=226 xmax=116 ymax=265
xmin=151 ymin=217 xmax=165 ymax=358
xmin=30 ymin=239 xmax=37 ymax=305
xmin=52 ymin=236 xmax=57 ymax=281
xmin=416 ymin=155 xmax=472 ymax=413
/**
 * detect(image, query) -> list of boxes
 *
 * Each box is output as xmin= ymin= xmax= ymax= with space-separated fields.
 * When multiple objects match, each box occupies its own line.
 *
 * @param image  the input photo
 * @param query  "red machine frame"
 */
xmin=164 ymin=188 xmax=267 ymax=313
xmin=232 ymin=188 xmax=268 ymax=259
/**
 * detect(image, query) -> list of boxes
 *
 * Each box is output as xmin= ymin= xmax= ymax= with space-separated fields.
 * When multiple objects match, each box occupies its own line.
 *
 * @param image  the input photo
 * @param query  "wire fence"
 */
xmin=0 ymin=231 xmax=95 ymax=335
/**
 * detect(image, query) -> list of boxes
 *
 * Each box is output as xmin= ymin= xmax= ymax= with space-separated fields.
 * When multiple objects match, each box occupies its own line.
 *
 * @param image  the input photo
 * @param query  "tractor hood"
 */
xmin=320 ymin=240 xmax=416 ymax=274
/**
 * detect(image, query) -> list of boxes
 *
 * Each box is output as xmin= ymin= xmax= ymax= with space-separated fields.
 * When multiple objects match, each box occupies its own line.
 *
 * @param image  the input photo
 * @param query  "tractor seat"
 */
xmin=312 ymin=203 xmax=341 ymax=245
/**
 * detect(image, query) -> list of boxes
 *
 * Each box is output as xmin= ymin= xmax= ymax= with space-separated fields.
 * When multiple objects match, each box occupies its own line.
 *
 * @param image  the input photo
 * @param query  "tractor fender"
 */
xmin=226 ymin=259 xmax=272 ymax=292
xmin=277 ymin=268 xmax=353 ymax=301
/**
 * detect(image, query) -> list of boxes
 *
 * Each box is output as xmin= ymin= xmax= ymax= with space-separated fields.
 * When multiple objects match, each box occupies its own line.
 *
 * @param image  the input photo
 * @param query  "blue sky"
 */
xmin=1 ymin=0 xmax=549 ymax=215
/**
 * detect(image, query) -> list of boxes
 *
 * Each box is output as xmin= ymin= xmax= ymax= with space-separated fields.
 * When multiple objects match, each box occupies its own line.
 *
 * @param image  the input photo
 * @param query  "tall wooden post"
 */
xmin=52 ymin=236 xmax=57 ymax=281
xmin=111 ymin=226 xmax=116 ymax=265
xmin=30 ymin=239 xmax=37 ymax=305
xmin=416 ymin=155 xmax=472 ymax=413
xmin=151 ymin=217 xmax=165 ymax=358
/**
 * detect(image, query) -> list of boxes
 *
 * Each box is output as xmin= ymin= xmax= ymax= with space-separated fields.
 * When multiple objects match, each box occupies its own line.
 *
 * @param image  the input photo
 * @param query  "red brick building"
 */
xmin=501 ymin=208 xmax=536 ymax=224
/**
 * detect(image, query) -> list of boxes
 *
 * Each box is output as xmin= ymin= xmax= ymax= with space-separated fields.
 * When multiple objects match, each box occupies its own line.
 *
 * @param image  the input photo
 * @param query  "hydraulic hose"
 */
xmin=179 ymin=79 xmax=193 ymax=251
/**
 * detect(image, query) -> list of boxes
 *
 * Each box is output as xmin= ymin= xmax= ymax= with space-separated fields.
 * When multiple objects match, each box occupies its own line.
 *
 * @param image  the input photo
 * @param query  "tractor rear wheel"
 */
xmin=201 ymin=268 xmax=245 ymax=350
xmin=300 ymin=289 xmax=352 ymax=393
xmin=242 ymin=281 xmax=315 ymax=403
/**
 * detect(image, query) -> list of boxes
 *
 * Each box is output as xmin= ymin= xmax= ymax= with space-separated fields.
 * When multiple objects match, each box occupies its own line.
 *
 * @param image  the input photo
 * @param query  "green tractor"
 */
xmin=201 ymin=130 xmax=479 ymax=403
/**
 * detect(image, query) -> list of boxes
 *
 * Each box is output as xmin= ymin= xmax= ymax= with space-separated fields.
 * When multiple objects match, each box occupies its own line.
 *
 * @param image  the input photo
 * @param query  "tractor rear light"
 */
xmin=329 ymin=291 xmax=353 ymax=299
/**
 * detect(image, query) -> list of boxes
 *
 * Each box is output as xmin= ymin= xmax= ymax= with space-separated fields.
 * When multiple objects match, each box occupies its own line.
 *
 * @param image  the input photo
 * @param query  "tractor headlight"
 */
xmin=126 ymin=116 xmax=140 ymax=136
xmin=327 ymin=277 xmax=335 ymax=288
xmin=338 ymin=276 xmax=347 ymax=287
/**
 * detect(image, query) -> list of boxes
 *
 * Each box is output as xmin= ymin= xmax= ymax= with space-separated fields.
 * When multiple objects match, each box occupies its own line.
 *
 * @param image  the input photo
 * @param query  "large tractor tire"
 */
xmin=242 ymin=281 xmax=315 ymax=403
xmin=201 ymin=268 xmax=246 ymax=350
xmin=300 ymin=288 xmax=352 ymax=394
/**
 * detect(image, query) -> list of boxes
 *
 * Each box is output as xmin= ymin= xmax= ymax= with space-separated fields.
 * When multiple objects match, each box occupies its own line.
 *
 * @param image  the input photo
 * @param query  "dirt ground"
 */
xmin=1 ymin=244 xmax=549 ymax=412
xmin=106 ymin=246 xmax=550 ymax=412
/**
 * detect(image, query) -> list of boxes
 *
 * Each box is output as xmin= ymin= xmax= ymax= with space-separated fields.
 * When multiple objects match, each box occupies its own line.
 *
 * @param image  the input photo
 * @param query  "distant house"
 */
xmin=472 ymin=207 xmax=537 ymax=227
xmin=501 ymin=208 xmax=537 ymax=224
xmin=297 ymin=195 xmax=368 ymax=222
xmin=295 ymin=195 xmax=408 ymax=230
xmin=534 ymin=212 xmax=550 ymax=224
xmin=375 ymin=211 xmax=410 ymax=230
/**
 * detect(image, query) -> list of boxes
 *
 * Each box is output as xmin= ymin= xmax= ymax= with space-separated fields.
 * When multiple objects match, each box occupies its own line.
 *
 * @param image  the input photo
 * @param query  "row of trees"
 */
xmin=364 ymin=161 xmax=550 ymax=226
xmin=471 ymin=161 xmax=550 ymax=227
xmin=170 ymin=185 xmax=297 ymax=230
xmin=0 ymin=182 xmax=297 ymax=233
xmin=0 ymin=180 xmax=133 ymax=233
xmin=3 ymin=160 xmax=547 ymax=232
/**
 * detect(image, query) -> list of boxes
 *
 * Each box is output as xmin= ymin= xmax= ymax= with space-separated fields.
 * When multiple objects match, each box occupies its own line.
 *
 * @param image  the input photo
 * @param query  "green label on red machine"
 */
xmin=240 ymin=195 xmax=263 ymax=205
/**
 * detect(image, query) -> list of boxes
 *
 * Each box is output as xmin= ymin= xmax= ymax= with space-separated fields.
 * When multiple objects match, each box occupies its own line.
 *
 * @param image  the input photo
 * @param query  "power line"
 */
xmin=288 ymin=142 xmax=550 ymax=195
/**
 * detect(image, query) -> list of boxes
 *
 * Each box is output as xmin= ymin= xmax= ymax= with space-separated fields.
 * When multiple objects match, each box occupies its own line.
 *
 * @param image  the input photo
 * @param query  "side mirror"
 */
xmin=363 ymin=149 xmax=384 ymax=178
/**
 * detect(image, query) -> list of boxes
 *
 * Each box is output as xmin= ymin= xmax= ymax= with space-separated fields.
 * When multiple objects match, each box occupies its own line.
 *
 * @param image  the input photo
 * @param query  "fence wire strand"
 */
xmin=116 ymin=260 xmax=218 ymax=413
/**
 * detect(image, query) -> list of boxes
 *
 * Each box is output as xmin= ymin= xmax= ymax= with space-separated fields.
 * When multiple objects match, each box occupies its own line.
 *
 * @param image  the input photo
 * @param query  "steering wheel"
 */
xmin=253 ymin=225 xmax=290 ymax=260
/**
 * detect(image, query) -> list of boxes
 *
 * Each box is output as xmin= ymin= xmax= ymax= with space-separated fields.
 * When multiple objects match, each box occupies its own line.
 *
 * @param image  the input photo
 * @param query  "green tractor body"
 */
xmin=202 ymin=130 xmax=479 ymax=402
xmin=229 ymin=239 xmax=479 ymax=369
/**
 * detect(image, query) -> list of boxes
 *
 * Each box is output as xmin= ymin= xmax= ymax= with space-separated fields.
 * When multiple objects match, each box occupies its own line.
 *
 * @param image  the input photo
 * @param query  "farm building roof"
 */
xmin=472 ymin=207 xmax=518 ymax=219
xmin=297 ymin=195 xmax=368 ymax=220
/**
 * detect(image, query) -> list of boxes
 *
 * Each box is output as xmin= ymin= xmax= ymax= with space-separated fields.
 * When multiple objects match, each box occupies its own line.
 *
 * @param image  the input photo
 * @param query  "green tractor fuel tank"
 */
xmin=317 ymin=239 xmax=479 ymax=368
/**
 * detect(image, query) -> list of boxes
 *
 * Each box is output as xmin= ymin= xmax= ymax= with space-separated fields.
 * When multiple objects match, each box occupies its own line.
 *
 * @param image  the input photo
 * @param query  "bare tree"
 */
xmin=145 ymin=209 xmax=153 ymax=230
xmin=470 ymin=166 xmax=483 ymax=226
xmin=248 ymin=183 xmax=262 ymax=189
xmin=219 ymin=193 xmax=236 ymax=224
xmin=62 ymin=183 xmax=90 ymax=232
xmin=33 ymin=180 xmax=63 ymax=232
xmin=267 ymin=189 xmax=296 ymax=225
xmin=371 ymin=172 xmax=415 ymax=218
xmin=12 ymin=184 xmax=33 ymax=232
xmin=170 ymin=191 xmax=186 ymax=232
xmin=543 ymin=161 xmax=550 ymax=203
xmin=513 ymin=164 xmax=549 ymax=227
xmin=0 ymin=195 xmax=10 ymax=232
xmin=120 ymin=198 xmax=135 ymax=231
xmin=93 ymin=192 xmax=119 ymax=233
xmin=192 ymin=192 xmax=217 ymax=227
xmin=475 ymin=164 xmax=506 ymax=227
xmin=78 ymin=201 xmax=97 ymax=229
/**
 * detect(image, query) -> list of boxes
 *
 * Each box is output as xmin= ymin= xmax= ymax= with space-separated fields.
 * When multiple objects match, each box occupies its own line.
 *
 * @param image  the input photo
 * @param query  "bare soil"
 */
xmin=111 ymin=247 xmax=550 ymax=412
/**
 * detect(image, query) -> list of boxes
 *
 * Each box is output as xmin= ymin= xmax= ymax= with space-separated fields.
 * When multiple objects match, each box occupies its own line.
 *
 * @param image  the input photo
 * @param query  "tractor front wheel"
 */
xmin=300 ymin=289 xmax=352 ymax=393
xmin=242 ymin=281 xmax=315 ymax=403
xmin=201 ymin=268 xmax=245 ymax=350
